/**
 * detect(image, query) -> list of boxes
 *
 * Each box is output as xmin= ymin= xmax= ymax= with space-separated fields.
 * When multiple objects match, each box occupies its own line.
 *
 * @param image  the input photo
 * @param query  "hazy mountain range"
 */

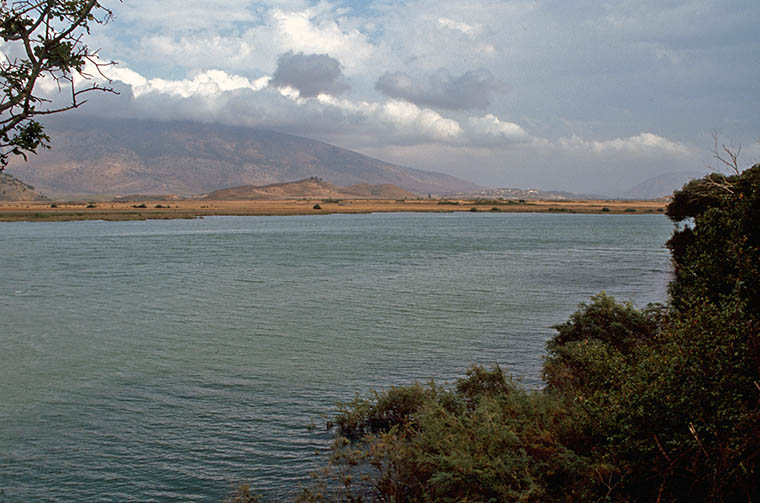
xmin=7 ymin=118 xmax=479 ymax=197
xmin=620 ymin=171 xmax=708 ymax=199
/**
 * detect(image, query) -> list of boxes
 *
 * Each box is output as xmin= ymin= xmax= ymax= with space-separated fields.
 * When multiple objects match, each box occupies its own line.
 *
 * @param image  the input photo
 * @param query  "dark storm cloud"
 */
xmin=375 ymin=68 xmax=502 ymax=110
xmin=269 ymin=51 xmax=350 ymax=98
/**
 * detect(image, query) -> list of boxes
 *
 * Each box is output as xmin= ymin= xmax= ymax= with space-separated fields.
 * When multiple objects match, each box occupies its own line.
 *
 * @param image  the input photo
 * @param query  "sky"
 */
xmin=39 ymin=0 xmax=760 ymax=192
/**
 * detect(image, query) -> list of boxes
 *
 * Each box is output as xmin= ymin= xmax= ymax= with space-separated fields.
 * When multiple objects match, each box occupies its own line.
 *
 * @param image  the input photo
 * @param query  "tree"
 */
xmin=0 ymin=0 xmax=116 ymax=170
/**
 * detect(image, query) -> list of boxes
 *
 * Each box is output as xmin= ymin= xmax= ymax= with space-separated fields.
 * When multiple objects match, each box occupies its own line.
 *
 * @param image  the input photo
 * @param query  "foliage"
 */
xmin=301 ymin=367 xmax=596 ymax=503
xmin=0 ymin=0 xmax=115 ymax=169
xmin=666 ymin=164 xmax=760 ymax=314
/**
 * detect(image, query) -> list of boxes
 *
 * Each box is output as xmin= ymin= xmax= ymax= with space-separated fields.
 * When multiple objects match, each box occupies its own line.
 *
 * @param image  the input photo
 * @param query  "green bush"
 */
xmin=302 ymin=367 xmax=596 ymax=503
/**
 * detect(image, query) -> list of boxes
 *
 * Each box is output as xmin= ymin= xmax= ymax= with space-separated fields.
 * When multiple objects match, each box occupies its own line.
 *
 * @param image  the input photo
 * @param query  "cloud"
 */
xmin=466 ymin=114 xmax=530 ymax=144
xmin=270 ymin=51 xmax=349 ymax=97
xmin=266 ymin=7 xmax=375 ymax=72
xmin=375 ymin=68 xmax=502 ymax=110
xmin=437 ymin=17 xmax=482 ymax=37
xmin=554 ymin=133 xmax=693 ymax=158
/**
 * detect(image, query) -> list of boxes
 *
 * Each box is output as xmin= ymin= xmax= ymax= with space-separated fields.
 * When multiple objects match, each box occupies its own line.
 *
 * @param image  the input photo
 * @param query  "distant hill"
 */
xmin=204 ymin=178 xmax=417 ymax=200
xmin=621 ymin=171 xmax=708 ymax=200
xmin=7 ymin=117 xmax=479 ymax=196
xmin=0 ymin=173 xmax=47 ymax=201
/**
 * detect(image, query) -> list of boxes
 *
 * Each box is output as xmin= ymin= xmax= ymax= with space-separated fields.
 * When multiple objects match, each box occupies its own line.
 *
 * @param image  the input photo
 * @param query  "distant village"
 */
xmin=446 ymin=187 xmax=593 ymax=201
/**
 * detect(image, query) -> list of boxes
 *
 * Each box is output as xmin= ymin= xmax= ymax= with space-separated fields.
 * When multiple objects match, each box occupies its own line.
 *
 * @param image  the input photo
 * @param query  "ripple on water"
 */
xmin=0 ymin=213 xmax=673 ymax=502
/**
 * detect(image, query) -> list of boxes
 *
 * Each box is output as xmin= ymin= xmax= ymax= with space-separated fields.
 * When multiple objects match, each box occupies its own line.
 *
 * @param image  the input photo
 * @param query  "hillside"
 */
xmin=7 ymin=117 xmax=479 ymax=196
xmin=621 ymin=170 xmax=708 ymax=199
xmin=0 ymin=173 xmax=47 ymax=201
xmin=204 ymin=178 xmax=417 ymax=200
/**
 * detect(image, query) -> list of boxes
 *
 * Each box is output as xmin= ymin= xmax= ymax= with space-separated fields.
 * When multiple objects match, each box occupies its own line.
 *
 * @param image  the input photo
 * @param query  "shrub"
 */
xmin=312 ymin=203 xmax=322 ymax=210
xmin=303 ymin=367 xmax=596 ymax=503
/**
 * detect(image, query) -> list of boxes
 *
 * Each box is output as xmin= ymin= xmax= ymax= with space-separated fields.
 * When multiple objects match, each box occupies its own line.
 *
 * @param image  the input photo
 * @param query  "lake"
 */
xmin=0 ymin=212 xmax=673 ymax=502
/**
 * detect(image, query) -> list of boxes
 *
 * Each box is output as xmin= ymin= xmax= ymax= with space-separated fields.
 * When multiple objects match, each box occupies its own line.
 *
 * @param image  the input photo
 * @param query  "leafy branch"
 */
xmin=0 ymin=0 xmax=118 ymax=169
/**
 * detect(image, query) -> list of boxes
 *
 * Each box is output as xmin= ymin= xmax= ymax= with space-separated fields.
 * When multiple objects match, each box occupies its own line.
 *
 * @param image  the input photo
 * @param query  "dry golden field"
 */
xmin=0 ymin=198 xmax=667 ymax=222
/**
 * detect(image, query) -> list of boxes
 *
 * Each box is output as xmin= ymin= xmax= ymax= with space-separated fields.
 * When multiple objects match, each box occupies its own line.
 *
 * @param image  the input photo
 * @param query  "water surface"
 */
xmin=0 ymin=213 xmax=673 ymax=502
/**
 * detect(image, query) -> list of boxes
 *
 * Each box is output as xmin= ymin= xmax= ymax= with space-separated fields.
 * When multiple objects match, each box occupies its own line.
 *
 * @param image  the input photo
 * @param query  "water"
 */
xmin=0 ymin=213 xmax=673 ymax=502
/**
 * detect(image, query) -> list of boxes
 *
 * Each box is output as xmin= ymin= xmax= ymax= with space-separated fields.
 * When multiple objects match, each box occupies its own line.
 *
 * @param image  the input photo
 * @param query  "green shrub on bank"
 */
xmin=301 ymin=367 xmax=596 ymax=503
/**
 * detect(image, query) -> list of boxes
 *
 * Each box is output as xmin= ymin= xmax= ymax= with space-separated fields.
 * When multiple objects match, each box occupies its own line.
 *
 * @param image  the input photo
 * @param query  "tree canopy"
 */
xmin=0 ymin=0 xmax=115 ymax=170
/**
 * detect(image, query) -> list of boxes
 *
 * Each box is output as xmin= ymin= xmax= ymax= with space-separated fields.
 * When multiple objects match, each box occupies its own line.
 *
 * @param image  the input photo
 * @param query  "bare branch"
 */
xmin=712 ymin=133 xmax=741 ymax=176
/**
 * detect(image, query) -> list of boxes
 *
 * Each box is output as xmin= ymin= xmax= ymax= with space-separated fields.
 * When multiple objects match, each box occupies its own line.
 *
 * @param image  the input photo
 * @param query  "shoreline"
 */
xmin=0 ymin=198 xmax=667 ymax=222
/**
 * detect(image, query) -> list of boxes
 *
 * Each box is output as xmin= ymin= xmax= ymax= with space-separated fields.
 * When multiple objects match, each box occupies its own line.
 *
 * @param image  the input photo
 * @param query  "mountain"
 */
xmin=0 ymin=172 xmax=47 ymax=201
xmin=7 ymin=117 xmax=479 ymax=196
xmin=621 ymin=171 xmax=708 ymax=200
xmin=203 ymin=178 xmax=417 ymax=200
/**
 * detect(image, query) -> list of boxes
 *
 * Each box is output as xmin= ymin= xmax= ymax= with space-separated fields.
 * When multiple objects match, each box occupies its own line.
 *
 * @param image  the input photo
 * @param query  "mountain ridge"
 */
xmin=7 ymin=117 xmax=479 ymax=196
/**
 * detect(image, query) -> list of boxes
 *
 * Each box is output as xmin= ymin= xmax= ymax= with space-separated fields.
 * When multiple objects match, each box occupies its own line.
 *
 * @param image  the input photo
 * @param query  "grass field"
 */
xmin=0 ymin=198 xmax=667 ymax=222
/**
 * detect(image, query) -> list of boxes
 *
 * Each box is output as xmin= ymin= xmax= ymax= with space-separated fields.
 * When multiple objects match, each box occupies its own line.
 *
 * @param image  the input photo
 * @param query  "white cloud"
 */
xmin=134 ymin=34 xmax=255 ymax=71
xmin=466 ymin=114 xmax=529 ymax=144
xmin=117 ymin=3 xmax=378 ymax=76
xmin=114 ymin=70 xmax=269 ymax=99
xmin=555 ymin=133 xmax=693 ymax=158
xmin=315 ymin=95 xmax=463 ymax=143
xmin=264 ymin=7 xmax=375 ymax=72
xmin=437 ymin=17 xmax=482 ymax=37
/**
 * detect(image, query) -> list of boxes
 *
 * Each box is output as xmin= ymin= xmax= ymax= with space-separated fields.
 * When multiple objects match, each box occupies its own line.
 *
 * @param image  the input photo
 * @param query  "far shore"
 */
xmin=0 ymin=198 xmax=667 ymax=222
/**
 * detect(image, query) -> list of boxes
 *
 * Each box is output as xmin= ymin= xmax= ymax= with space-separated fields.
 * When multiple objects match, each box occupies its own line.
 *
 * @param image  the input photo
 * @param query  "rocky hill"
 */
xmin=203 ymin=178 xmax=417 ymax=200
xmin=7 ymin=117 xmax=479 ymax=196
xmin=0 ymin=173 xmax=47 ymax=201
